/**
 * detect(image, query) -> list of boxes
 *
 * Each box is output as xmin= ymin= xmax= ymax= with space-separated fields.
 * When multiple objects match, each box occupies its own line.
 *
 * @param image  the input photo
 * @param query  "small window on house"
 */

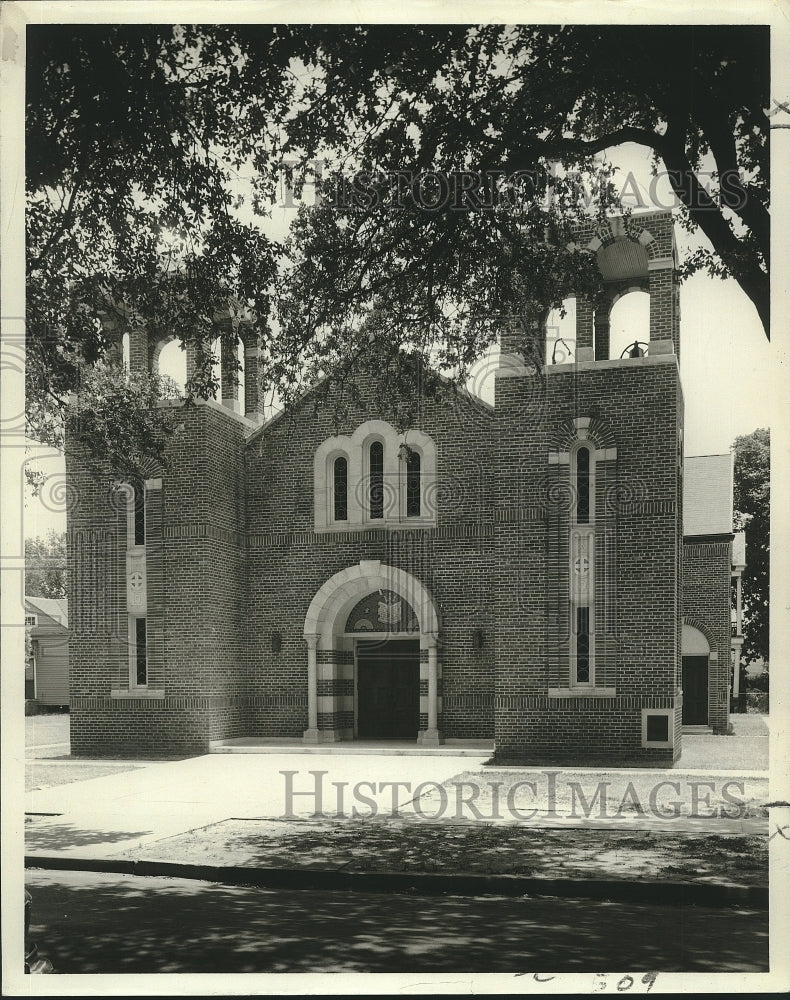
xmin=333 ymin=456 xmax=348 ymax=521
xmin=406 ymin=450 xmax=421 ymax=517
xmin=134 ymin=617 xmax=147 ymax=686
xmin=133 ymin=484 xmax=145 ymax=545
xmin=369 ymin=441 xmax=384 ymax=519
xmin=575 ymin=446 xmax=590 ymax=524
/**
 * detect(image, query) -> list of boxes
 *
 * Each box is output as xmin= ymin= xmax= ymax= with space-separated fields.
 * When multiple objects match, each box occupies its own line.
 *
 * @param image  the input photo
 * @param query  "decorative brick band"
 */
xmin=684 ymin=541 xmax=732 ymax=557
xmin=441 ymin=694 xmax=494 ymax=708
xmin=495 ymin=695 xmax=675 ymax=710
xmin=434 ymin=521 xmax=496 ymax=539
xmin=494 ymin=506 xmax=547 ymax=523
xmin=73 ymin=695 xmax=209 ymax=710
xmin=618 ymin=500 xmax=676 ymax=516
xmin=244 ymin=694 xmax=308 ymax=707
xmin=74 ymin=693 xmax=301 ymax=712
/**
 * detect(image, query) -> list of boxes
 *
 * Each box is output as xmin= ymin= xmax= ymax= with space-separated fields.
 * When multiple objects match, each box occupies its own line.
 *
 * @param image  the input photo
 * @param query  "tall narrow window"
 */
xmin=570 ymin=443 xmax=595 ymax=687
xmin=369 ymin=441 xmax=384 ymax=519
xmin=333 ymin=456 xmax=348 ymax=521
xmin=575 ymin=446 xmax=590 ymax=524
xmin=134 ymin=617 xmax=147 ymax=686
xmin=406 ymin=450 xmax=421 ymax=517
xmin=575 ymin=606 xmax=590 ymax=683
xmin=133 ymin=483 xmax=145 ymax=545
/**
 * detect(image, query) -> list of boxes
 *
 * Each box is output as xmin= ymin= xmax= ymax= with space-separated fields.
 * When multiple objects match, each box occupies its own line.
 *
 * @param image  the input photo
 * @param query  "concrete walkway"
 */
xmin=26 ymin=749 xmax=769 ymax=861
xmin=26 ymin=751 xmax=484 ymax=858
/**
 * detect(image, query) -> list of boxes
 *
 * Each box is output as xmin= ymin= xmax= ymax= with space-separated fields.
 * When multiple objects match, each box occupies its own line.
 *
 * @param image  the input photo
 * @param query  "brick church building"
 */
xmin=66 ymin=210 xmax=741 ymax=764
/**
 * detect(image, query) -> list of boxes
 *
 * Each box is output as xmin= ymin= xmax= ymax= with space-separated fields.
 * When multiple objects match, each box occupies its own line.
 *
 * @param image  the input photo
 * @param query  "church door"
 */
xmin=357 ymin=639 xmax=420 ymax=738
xmin=682 ymin=656 xmax=709 ymax=725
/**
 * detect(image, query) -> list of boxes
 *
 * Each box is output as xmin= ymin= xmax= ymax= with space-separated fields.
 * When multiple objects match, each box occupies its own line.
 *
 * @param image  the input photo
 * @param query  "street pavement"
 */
xmin=25 ymin=867 xmax=769 ymax=975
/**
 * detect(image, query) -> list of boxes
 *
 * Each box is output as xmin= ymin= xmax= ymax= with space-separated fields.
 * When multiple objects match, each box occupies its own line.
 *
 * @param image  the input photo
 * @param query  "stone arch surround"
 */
xmin=302 ymin=560 xmax=443 ymax=745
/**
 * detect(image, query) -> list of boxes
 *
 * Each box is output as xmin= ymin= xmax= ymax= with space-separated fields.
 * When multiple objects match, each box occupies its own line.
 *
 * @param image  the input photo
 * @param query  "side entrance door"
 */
xmin=357 ymin=639 xmax=420 ymax=738
xmin=682 ymin=655 xmax=709 ymax=725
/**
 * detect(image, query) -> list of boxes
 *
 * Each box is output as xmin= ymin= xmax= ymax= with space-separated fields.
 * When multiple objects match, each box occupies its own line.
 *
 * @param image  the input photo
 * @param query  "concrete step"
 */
xmin=682 ymin=725 xmax=714 ymax=735
xmin=209 ymin=738 xmax=495 ymax=757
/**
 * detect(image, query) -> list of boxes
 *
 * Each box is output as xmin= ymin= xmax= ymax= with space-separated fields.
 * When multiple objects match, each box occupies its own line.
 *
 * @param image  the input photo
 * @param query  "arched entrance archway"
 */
xmin=303 ymin=560 xmax=442 ymax=745
xmin=682 ymin=624 xmax=711 ymax=725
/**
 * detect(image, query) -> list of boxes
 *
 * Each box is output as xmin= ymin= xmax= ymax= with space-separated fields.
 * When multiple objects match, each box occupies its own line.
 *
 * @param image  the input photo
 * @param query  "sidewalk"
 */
xmin=25 ymin=748 xmax=770 ymax=908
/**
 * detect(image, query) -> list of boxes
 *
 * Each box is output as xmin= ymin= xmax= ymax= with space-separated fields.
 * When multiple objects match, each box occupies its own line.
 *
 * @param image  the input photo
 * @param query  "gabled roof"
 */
xmin=684 ymin=454 xmax=734 ymax=537
xmin=25 ymin=596 xmax=68 ymax=628
xmin=246 ymin=350 xmax=494 ymax=446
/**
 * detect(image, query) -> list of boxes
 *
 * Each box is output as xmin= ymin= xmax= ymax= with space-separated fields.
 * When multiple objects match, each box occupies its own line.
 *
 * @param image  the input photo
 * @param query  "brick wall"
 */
xmin=682 ymin=539 xmax=732 ymax=734
xmin=67 ymin=401 xmax=249 ymax=755
xmin=492 ymin=354 xmax=682 ymax=763
xmin=245 ymin=362 xmax=498 ymax=740
xmin=67 ymin=333 xmax=694 ymax=762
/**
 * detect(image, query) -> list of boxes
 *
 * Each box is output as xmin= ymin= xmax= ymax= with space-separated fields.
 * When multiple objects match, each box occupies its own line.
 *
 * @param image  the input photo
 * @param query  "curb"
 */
xmin=25 ymin=855 xmax=768 ymax=909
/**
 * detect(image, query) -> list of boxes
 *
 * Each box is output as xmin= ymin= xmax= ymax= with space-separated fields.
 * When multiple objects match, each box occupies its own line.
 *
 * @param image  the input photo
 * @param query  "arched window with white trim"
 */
xmin=314 ymin=421 xmax=437 ymax=532
xmin=405 ymin=448 xmax=421 ymax=517
xmin=368 ymin=440 xmax=384 ymax=520
xmin=333 ymin=455 xmax=348 ymax=522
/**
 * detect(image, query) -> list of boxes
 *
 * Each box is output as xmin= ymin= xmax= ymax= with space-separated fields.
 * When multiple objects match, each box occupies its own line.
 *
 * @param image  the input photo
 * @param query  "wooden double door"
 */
xmin=357 ymin=639 xmax=420 ymax=739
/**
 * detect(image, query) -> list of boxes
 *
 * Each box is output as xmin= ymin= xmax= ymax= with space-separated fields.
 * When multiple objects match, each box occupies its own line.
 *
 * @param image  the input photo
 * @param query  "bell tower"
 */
xmin=493 ymin=210 xmax=684 ymax=765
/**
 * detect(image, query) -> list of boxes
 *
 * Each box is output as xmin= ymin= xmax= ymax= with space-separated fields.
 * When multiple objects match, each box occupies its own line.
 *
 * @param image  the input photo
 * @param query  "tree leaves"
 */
xmin=25 ymin=23 xmax=770 ymax=480
xmin=733 ymin=428 xmax=770 ymax=667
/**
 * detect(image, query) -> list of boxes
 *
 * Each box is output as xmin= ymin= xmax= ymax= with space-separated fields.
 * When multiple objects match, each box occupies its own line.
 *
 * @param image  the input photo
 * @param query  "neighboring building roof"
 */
xmin=683 ymin=454 xmax=734 ymax=537
xmin=25 ymin=596 xmax=68 ymax=628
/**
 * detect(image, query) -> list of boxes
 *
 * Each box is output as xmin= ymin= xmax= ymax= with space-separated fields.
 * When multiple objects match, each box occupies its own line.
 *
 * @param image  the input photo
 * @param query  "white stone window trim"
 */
xmin=548 ymin=425 xmax=618 ymax=695
xmin=548 ymin=687 xmax=616 ymax=698
xmin=111 ymin=688 xmax=165 ymax=699
xmin=641 ymin=708 xmax=674 ymax=749
xmin=398 ymin=435 xmax=437 ymax=525
xmin=314 ymin=420 xmax=437 ymax=532
xmin=361 ymin=431 xmax=394 ymax=524
xmin=327 ymin=448 xmax=352 ymax=526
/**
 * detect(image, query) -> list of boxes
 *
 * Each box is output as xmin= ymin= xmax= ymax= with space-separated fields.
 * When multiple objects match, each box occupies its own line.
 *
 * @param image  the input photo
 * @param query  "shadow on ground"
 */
xmin=25 ymin=820 xmax=153 ymax=851
xmin=26 ymin=869 xmax=768 ymax=974
xmin=123 ymin=819 xmax=768 ymax=887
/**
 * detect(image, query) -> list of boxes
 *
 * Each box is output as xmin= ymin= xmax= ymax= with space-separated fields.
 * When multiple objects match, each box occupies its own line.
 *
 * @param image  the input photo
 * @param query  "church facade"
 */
xmin=65 ymin=210 xmax=738 ymax=764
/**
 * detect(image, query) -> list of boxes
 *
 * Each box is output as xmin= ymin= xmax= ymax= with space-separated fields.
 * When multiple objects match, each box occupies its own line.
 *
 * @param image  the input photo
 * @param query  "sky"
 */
xmin=21 ymin=88 xmax=783 ymax=544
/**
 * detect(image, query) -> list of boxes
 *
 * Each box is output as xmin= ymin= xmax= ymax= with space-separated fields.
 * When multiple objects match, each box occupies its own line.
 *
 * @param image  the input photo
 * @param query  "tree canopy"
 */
xmin=733 ymin=428 xmax=770 ymax=668
xmin=25 ymin=22 xmax=771 ymax=479
xmin=25 ymin=530 xmax=68 ymax=599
